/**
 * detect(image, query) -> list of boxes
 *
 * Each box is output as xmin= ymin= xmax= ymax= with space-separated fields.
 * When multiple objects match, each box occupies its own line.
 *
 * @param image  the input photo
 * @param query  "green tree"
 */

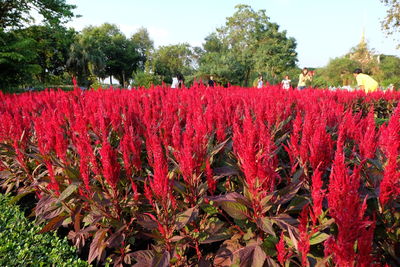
xmin=0 ymin=0 xmax=76 ymax=29
xmin=132 ymin=71 xmax=161 ymax=88
xmin=380 ymin=0 xmax=400 ymax=46
xmin=0 ymin=0 xmax=76 ymax=91
xmin=0 ymin=30 xmax=40 ymax=90
xmin=67 ymin=29 xmax=106 ymax=87
xmin=198 ymin=33 xmax=244 ymax=85
xmin=376 ymin=54 xmax=400 ymax=88
xmin=131 ymin=27 xmax=154 ymax=71
xmin=253 ymin=23 xmax=298 ymax=82
xmin=152 ymin=43 xmax=196 ymax=83
xmin=22 ymin=25 xmax=76 ymax=84
xmin=314 ymin=57 xmax=360 ymax=87
xmin=105 ymin=31 xmax=139 ymax=86
xmin=199 ymin=4 xmax=297 ymax=86
xmin=68 ymin=23 xmax=140 ymax=87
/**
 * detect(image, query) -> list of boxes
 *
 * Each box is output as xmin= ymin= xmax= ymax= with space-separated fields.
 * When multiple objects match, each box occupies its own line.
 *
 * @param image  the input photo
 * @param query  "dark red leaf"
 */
xmin=132 ymin=250 xmax=155 ymax=266
xmin=152 ymin=250 xmax=170 ymax=267
xmin=39 ymin=214 xmax=67 ymax=233
xmin=238 ymin=245 xmax=266 ymax=267
xmin=88 ymin=228 xmax=108 ymax=264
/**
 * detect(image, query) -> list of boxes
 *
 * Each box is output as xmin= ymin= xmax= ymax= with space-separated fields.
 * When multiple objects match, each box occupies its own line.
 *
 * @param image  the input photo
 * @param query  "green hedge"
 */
xmin=0 ymin=194 xmax=89 ymax=267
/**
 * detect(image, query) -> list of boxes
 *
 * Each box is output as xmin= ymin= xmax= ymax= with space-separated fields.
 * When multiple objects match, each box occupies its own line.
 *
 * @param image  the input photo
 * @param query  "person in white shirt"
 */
xmin=171 ymin=77 xmax=179 ymax=88
xmin=281 ymin=75 xmax=291 ymax=90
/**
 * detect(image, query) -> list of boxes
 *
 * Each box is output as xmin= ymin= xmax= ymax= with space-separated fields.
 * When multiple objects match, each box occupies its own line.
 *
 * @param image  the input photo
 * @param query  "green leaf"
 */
xmin=220 ymin=201 xmax=248 ymax=220
xmin=64 ymin=167 xmax=81 ymax=181
xmin=262 ymin=235 xmax=279 ymax=256
xmin=256 ymin=217 xmax=276 ymax=236
xmin=243 ymin=228 xmax=254 ymax=241
xmin=201 ymin=204 xmax=219 ymax=215
xmin=260 ymin=193 xmax=274 ymax=213
xmin=286 ymin=195 xmax=308 ymax=212
xmin=309 ymin=232 xmax=330 ymax=245
xmin=200 ymin=233 xmax=231 ymax=244
xmin=57 ymin=183 xmax=79 ymax=204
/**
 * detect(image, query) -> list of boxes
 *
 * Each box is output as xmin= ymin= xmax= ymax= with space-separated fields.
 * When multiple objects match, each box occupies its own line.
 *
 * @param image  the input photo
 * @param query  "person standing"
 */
xmin=177 ymin=73 xmax=184 ymax=88
xmin=207 ymin=75 xmax=215 ymax=88
xmin=257 ymin=75 xmax=263 ymax=88
xmin=281 ymin=75 xmax=291 ymax=90
xmin=297 ymin=68 xmax=313 ymax=90
xmin=171 ymin=76 xmax=179 ymax=89
xmin=353 ymin=68 xmax=379 ymax=93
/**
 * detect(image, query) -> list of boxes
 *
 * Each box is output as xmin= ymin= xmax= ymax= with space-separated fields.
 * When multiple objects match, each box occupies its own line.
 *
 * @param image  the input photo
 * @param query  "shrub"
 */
xmin=132 ymin=71 xmax=161 ymax=88
xmin=0 ymin=194 xmax=89 ymax=267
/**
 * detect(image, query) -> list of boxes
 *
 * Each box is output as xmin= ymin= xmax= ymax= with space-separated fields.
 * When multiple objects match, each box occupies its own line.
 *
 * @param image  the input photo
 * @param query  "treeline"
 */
xmin=1 ymin=1 xmax=399 ymax=91
xmin=0 ymin=3 xmax=299 ymax=90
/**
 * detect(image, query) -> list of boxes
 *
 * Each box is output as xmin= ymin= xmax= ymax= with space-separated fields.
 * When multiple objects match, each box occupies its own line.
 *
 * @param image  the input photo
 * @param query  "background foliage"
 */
xmin=2 ymin=3 xmax=399 ymax=91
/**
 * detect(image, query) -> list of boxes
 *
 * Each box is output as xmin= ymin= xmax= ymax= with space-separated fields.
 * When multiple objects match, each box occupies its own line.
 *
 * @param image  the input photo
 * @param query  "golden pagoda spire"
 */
xmin=359 ymin=28 xmax=366 ymax=50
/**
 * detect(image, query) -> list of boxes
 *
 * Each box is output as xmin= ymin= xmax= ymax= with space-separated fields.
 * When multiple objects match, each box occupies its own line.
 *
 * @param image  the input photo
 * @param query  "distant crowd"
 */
xmin=168 ymin=67 xmax=389 ymax=93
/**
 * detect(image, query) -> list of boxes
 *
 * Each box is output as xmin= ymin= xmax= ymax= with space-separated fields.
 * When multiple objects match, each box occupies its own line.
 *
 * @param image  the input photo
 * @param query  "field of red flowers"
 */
xmin=0 ymin=84 xmax=399 ymax=266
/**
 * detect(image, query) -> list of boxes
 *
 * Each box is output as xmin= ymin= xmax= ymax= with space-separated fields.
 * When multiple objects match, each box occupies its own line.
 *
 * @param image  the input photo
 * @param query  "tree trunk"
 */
xmin=110 ymin=76 xmax=113 ymax=85
xmin=244 ymin=68 xmax=251 ymax=87
xmin=41 ymin=68 xmax=46 ymax=84
xmin=122 ymin=71 xmax=125 ymax=87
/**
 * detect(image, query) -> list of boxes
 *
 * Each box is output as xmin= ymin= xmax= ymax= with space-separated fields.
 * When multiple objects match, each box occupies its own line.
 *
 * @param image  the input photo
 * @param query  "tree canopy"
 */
xmin=198 ymin=5 xmax=298 ymax=86
xmin=0 ymin=30 xmax=40 ymax=89
xmin=152 ymin=43 xmax=196 ymax=84
xmin=68 ymin=23 xmax=141 ymax=87
xmin=381 ymin=0 xmax=400 ymax=42
xmin=0 ymin=0 xmax=76 ymax=29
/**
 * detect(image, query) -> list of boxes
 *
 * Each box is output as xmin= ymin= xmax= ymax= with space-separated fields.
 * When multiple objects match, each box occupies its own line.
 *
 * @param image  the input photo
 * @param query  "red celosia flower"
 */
xmin=205 ymin=158 xmax=216 ymax=194
xmin=45 ymin=160 xmax=59 ymax=194
xmin=298 ymin=205 xmax=310 ymax=266
xmin=356 ymin=220 xmax=375 ymax=266
xmin=379 ymin=107 xmax=400 ymax=206
xmin=311 ymin=167 xmax=325 ymax=221
xmin=120 ymin=126 xmax=141 ymax=198
xmin=146 ymin=132 xmax=170 ymax=201
xmin=308 ymin=116 xmax=333 ymax=172
xmin=357 ymin=109 xmax=378 ymax=160
xmin=276 ymin=232 xmax=292 ymax=265
xmin=326 ymin=127 xmax=375 ymax=265
xmin=100 ymin=141 xmax=120 ymax=190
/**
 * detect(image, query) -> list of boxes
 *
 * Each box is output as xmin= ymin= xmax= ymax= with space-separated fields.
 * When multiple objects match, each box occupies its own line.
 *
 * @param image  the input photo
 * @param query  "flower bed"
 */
xmin=0 ymin=85 xmax=399 ymax=266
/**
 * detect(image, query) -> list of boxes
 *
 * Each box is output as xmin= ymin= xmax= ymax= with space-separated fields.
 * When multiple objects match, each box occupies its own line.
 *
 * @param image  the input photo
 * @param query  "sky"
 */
xmin=65 ymin=0 xmax=400 ymax=68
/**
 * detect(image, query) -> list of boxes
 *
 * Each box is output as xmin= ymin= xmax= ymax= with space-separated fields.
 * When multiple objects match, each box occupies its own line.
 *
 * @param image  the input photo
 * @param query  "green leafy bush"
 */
xmin=0 ymin=194 xmax=89 ymax=267
xmin=132 ymin=71 xmax=161 ymax=88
